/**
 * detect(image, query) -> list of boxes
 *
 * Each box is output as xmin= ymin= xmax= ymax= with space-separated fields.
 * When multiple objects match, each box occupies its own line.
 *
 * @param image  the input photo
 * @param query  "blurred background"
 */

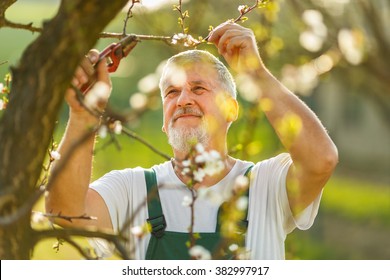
xmin=0 ymin=0 xmax=389 ymax=259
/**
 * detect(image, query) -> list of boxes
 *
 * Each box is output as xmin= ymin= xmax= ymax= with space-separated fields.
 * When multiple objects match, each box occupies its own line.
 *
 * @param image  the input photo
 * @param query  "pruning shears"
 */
xmin=98 ymin=34 xmax=138 ymax=73
xmin=81 ymin=34 xmax=138 ymax=93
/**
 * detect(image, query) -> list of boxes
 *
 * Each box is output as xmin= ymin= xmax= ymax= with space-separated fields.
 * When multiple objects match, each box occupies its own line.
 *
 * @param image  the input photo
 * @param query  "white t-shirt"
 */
xmin=89 ymin=153 xmax=322 ymax=259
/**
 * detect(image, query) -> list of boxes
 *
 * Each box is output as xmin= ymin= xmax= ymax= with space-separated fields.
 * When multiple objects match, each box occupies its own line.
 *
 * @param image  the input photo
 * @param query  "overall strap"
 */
xmin=144 ymin=168 xmax=166 ymax=238
xmin=241 ymin=164 xmax=254 ymax=227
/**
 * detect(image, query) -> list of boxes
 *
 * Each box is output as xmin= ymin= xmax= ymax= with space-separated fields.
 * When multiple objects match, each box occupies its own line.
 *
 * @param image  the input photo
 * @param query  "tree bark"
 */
xmin=0 ymin=0 xmax=127 ymax=259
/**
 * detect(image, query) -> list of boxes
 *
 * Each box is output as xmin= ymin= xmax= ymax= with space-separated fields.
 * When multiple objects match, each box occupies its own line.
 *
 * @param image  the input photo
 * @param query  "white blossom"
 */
xmin=113 ymin=120 xmax=122 ymax=135
xmin=138 ymin=73 xmax=159 ymax=93
xmin=129 ymin=92 xmax=147 ymax=109
xmin=229 ymin=243 xmax=239 ymax=252
xmin=181 ymin=167 xmax=191 ymax=175
xmin=209 ymin=150 xmax=221 ymax=160
xmin=234 ymin=175 xmax=249 ymax=192
xmin=0 ymin=83 xmax=3 ymax=92
xmin=238 ymin=5 xmax=247 ymax=13
xmin=50 ymin=150 xmax=61 ymax=161
xmin=192 ymin=149 xmax=225 ymax=178
xmin=171 ymin=33 xmax=199 ymax=47
xmin=237 ymin=250 xmax=251 ymax=260
xmin=236 ymin=196 xmax=249 ymax=211
xmin=203 ymin=158 xmax=224 ymax=177
xmin=84 ymin=81 xmax=111 ymax=109
xmin=98 ymin=125 xmax=108 ymax=138
xmin=193 ymin=168 xmax=206 ymax=182
xmin=300 ymin=31 xmax=324 ymax=52
xmin=31 ymin=211 xmax=46 ymax=224
xmin=189 ymin=245 xmax=211 ymax=260
xmin=195 ymin=143 xmax=205 ymax=153
xmin=131 ymin=226 xmax=144 ymax=237
xmin=0 ymin=99 xmax=4 ymax=111
xmin=300 ymin=10 xmax=328 ymax=53
xmin=302 ymin=10 xmax=323 ymax=29
xmin=182 ymin=195 xmax=193 ymax=207
xmin=338 ymin=28 xmax=364 ymax=65
xmin=174 ymin=33 xmax=187 ymax=40
xmin=195 ymin=154 xmax=206 ymax=163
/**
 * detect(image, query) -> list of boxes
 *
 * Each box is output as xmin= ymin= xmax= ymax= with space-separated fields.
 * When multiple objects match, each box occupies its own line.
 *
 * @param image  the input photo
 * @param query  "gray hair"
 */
xmin=159 ymin=50 xmax=237 ymax=99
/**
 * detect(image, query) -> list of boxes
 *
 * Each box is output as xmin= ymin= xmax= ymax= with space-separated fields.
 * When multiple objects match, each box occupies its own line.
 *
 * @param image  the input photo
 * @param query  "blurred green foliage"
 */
xmin=322 ymin=177 xmax=390 ymax=227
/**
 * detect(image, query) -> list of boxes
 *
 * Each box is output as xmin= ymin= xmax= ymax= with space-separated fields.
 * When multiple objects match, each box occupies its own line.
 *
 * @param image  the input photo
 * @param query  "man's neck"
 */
xmin=171 ymin=154 xmax=236 ymax=189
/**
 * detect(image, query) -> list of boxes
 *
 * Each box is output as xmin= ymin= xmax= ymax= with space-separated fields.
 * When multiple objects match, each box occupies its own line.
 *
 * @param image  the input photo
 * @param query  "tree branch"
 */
xmin=122 ymin=0 xmax=141 ymax=36
xmin=121 ymin=126 xmax=171 ymax=161
xmin=33 ymin=227 xmax=131 ymax=259
xmin=0 ymin=18 xmax=42 ymax=33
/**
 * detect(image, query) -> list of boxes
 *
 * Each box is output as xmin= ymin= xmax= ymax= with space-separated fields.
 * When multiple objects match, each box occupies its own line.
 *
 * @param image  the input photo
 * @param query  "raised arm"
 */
xmin=208 ymin=22 xmax=338 ymax=215
xmin=45 ymin=51 xmax=113 ymax=230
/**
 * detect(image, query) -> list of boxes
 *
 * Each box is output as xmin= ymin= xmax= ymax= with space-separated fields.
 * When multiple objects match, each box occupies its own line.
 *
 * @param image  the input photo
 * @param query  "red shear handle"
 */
xmin=99 ymin=35 xmax=138 ymax=73
xmin=80 ymin=35 xmax=138 ymax=93
xmin=98 ymin=43 xmax=123 ymax=73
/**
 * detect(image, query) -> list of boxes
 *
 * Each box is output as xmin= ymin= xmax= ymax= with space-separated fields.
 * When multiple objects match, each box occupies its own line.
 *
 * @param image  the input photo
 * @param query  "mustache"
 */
xmin=172 ymin=107 xmax=204 ymax=121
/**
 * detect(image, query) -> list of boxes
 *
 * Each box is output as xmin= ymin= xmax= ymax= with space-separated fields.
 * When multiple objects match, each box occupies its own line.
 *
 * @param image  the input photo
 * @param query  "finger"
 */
xmin=73 ymin=66 xmax=89 ymax=86
xmin=208 ymin=22 xmax=240 ymax=43
xmin=225 ymin=36 xmax=248 ymax=55
xmin=80 ymin=56 xmax=95 ymax=77
xmin=95 ymin=58 xmax=111 ymax=86
xmin=86 ymin=49 xmax=99 ymax=64
xmin=72 ymin=77 xmax=80 ymax=88
xmin=78 ymin=49 xmax=100 ymax=79
xmin=73 ymin=49 xmax=101 ymax=91
xmin=217 ymin=29 xmax=243 ymax=53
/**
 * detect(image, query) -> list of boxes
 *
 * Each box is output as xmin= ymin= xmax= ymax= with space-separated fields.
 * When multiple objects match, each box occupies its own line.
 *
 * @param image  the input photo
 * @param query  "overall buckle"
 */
xmin=147 ymin=215 xmax=167 ymax=238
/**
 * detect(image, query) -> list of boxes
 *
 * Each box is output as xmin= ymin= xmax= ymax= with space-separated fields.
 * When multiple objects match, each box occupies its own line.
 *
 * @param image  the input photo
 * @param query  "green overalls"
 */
xmin=143 ymin=166 xmax=253 ymax=260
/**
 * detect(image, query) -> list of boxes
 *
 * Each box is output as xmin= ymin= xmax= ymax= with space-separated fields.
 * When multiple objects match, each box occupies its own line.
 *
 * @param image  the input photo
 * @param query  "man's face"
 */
xmin=161 ymin=62 xmax=236 ymax=153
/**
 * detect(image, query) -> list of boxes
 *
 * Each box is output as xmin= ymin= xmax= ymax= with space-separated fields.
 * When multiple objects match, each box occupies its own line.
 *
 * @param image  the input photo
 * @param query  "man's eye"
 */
xmin=192 ymin=86 xmax=206 ymax=94
xmin=165 ymin=89 xmax=178 ymax=97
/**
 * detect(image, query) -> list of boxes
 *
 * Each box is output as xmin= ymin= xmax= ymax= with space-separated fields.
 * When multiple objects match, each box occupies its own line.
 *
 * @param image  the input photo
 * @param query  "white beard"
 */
xmin=167 ymin=121 xmax=209 ymax=154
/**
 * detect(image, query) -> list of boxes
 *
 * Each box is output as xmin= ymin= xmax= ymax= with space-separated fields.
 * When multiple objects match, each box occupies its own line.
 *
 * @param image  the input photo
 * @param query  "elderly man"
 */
xmin=46 ymin=22 xmax=338 ymax=259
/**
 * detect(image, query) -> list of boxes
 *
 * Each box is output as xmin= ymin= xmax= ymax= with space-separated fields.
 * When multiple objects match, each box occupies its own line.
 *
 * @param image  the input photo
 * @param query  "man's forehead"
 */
xmin=161 ymin=62 xmax=217 ymax=89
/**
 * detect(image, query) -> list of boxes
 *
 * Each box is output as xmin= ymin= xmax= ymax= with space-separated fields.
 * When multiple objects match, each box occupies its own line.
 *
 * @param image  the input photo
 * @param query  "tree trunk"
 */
xmin=0 ymin=0 xmax=127 ymax=259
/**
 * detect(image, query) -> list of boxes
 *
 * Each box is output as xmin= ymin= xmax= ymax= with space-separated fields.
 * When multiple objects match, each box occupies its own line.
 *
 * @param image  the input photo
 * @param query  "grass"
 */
xmin=321 ymin=176 xmax=390 ymax=227
xmin=286 ymin=175 xmax=390 ymax=260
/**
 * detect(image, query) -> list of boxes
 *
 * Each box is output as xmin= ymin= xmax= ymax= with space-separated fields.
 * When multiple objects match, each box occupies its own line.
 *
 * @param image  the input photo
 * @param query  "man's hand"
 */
xmin=65 ymin=49 xmax=111 ymax=123
xmin=208 ymin=22 xmax=263 ymax=73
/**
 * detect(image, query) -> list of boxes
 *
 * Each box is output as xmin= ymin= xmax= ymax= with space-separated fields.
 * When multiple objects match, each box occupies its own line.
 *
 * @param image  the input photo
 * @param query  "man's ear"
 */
xmin=226 ymin=97 xmax=239 ymax=122
xmin=162 ymin=125 xmax=166 ymax=133
xmin=217 ymin=93 xmax=239 ymax=122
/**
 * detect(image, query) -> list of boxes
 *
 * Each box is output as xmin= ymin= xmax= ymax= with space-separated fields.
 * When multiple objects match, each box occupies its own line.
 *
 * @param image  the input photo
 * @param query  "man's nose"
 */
xmin=177 ymin=88 xmax=194 ymax=107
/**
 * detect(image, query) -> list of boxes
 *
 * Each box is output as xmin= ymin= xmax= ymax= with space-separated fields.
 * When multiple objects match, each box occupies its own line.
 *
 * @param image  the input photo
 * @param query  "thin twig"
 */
xmin=121 ymin=127 xmax=171 ymax=161
xmin=122 ymin=0 xmax=141 ymax=36
xmin=35 ymin=211 xmax=97 ymax=223
xmin=1 ymin=19 xmax=42 ymax=33
xmin=99 ymin=32 xmax=173 ymax=45
xmin=202 ymin=0 xmax=268 ymax=43
xmin=174 ymin=0 xmax=189 ymax=34
xmin=33 ymin=226 xmax=130 ymax=258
